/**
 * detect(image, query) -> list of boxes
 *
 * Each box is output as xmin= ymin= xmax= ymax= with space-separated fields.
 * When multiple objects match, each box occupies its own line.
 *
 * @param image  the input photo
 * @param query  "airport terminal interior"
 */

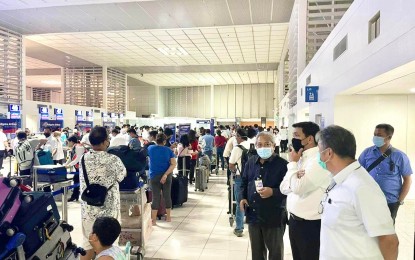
xmin=0 ymin=0 xmax=414 ymax=259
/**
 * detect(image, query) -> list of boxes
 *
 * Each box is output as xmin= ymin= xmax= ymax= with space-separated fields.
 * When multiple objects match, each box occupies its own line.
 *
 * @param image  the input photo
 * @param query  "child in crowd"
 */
xmin=88 ymin=217 xmax=126 ymax=260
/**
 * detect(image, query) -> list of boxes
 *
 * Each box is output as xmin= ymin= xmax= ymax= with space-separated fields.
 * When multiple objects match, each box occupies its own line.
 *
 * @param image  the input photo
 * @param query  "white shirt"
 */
xmin=109 ymin=134 xmax=128 ymax=147
xmin=51 ymin=137 xmax=64 ymax=161
xmin=320 ymin=161 xmax=395 ymax=260
xmin=142 ymin=130 xmax=150 ymax=141
xmin=274 ymin=133 xmax=282 ymax=144
xmin=280 ymin=129 xmax=288 ymax=140
xmin=81 ymin=133 xmax=90 ymax=146
xmin=229 ymin=140 xmax=250 ymax=175
xmin=280 ymin=147 xmax=331 ymax=220
xmin=223 ymin=136 xmax=237 ymax=158
xmin=0 ymin=132 xmax=7 ymax=150
xmin=221 ymin=130 xmax=229 ymax=139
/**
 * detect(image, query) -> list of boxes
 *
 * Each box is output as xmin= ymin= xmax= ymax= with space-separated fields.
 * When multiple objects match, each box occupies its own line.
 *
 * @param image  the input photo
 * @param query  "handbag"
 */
xmin=80 ymin=155 xmax=113 ymax=207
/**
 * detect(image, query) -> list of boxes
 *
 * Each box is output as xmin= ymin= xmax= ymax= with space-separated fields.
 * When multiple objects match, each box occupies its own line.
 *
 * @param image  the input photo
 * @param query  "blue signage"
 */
xmin=196 ymin=120 xmax=211 ymax=124
xmin=54 ymin=108 xmax=64 ymax=120
xmin=210 ymin=118 xmax=215 ymax=135
xmin=39 ymin=107 xmax=49 ymax=120
xmin=40 ymin=120 xmax=64 ymax=131
xmin=8 ymin=104 xmax=21 ymax=119
xmin=164 ymin=123 xmax=176 ymax=144
xmin=0 ymin=119 xmax=21 ymax=134
xmin=77 ymin=121 xmax=93 ymax=132
xmin=305 ymin=86 xmax=319 ymax=102
xmin=178 ymin=124 xmax=191 ymax=139
xmin=101 ymin=112 xmax=108 ymax=118
xmin=103 ymin=121 xmax=115 ymax=130
xmin=75 ymin=110 xmax=84 ymax=121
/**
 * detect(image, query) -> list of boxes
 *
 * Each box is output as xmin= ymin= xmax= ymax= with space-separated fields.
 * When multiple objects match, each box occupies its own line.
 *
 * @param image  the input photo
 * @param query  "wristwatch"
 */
xmin=399 ymin=201 xmax=404 ymax=205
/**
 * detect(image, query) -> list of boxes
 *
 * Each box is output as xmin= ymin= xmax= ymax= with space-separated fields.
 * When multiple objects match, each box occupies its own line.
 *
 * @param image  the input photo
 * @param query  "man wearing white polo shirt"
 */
xmin=317 ymin=125 xmax=398 ymax=260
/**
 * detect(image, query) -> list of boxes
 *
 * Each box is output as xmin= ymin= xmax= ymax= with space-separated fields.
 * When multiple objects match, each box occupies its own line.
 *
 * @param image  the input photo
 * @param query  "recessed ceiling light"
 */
xmin=411 ymin=88 xmax=415 ymax=93
xmin=158 ymin=47 xmax=188 ymax=56
xmin=41 ymin=80 xmax=61 ymax=85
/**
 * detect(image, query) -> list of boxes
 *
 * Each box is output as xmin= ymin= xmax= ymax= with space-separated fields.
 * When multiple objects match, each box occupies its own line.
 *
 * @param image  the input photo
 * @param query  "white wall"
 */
xmin=128 ymin=85 xmax=157 ymax=117
xmin=335 ymin=95 xmax=415 ymax=198
xmin=293 ymin=0 xmax=415 ymax=124
xmin=22 ymin=100 xmax=104 ymax=132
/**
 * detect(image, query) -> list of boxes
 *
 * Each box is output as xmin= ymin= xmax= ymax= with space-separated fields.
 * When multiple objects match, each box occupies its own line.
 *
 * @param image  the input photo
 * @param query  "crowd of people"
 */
xmin=4 ymin=121 xmax=412 ymax=260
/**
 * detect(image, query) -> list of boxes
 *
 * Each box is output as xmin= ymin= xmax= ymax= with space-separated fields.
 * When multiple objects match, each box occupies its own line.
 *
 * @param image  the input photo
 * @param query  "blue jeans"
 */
xmin=234 ymin=177 xmax=244 ymax=231
xmin=216 ymin=147 xmax=225 ymax=170
xmin=204 ymin=150 xmax=213 ymax=161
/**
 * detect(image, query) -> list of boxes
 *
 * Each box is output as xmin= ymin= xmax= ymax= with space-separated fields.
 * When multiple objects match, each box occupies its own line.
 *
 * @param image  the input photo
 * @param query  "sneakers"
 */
xmin=233 ymin=229 xmax=243 ymax=237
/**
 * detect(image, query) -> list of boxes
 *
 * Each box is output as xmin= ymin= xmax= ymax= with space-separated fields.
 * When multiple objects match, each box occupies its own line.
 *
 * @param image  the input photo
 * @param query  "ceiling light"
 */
xmin=410 ymin=88 xmax=415 ymax=93
xmin=158 ymin=47 xmax=188 ymax=56
xmin=41 ymin=80 xmax=61 ymax=85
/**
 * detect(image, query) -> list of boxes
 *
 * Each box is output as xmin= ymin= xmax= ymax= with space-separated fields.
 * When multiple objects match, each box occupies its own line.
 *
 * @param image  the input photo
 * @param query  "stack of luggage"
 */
xmin=0 ymin=177 xmax=84 ymax=260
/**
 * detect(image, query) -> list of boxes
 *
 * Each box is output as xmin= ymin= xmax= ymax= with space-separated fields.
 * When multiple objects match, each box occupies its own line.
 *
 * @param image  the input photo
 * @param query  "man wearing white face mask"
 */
xmin=240 ymin=132 xmax=288 ymax=260
xmin=317 ymin=125 xmax=398 ymax=260
xmin=279 ymin=122 xmax=331 ymax=260
xmin=358 ymin=124 xmax=412 ymax=224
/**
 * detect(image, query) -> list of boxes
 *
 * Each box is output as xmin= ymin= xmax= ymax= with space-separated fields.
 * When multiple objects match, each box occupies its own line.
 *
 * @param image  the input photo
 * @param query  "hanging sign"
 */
xmin=305 ymin=86 xmax=319 ymax=102
xmin=39 ymin=107 xmax=49 ymax=120
xmin=75 ymin=110 xmax=84 ymax=121
xmin=54 ymin=108 xmax=64 ymax=120
xmin=8 ymin=104 xmax=21 ymax=119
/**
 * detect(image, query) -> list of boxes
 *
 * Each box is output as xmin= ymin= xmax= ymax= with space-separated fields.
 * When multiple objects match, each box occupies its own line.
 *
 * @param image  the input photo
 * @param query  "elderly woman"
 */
xmin=79 ymin=126 xmax=126 ymax=260
xmin=148 ymin=133 xmax=176 ymax=225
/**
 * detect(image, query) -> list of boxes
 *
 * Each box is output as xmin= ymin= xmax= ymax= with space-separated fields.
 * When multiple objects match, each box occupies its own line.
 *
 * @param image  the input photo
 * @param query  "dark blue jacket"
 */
xmin=240 ymin=154 xmax=288 ymax=227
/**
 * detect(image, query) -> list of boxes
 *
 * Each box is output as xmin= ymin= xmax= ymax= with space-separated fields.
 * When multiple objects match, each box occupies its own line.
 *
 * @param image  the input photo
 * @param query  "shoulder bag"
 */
xmin=81 ymin=155 xmax=113 ymax=206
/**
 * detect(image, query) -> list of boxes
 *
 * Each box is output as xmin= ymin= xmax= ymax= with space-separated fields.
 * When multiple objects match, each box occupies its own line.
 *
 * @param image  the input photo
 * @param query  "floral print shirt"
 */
xmin=80 ymin=150 xmax=126 ymax=222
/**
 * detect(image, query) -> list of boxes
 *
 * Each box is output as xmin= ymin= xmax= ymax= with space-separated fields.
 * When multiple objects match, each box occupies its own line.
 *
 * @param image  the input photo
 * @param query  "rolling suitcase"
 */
xmin=0 ymin=178 xmax=22 ymax=246
xmin=13 ymin=192 xmax=61 ymax=257
xmin=36 ymin=165 xmax=67 ymax=183
xmin=171 ymin=174 xmax=188 ymax=207
xmin=195 ymin=163 xmax=208 ymax=192
xmin=27 ymin=221 xmax=77 ymax=260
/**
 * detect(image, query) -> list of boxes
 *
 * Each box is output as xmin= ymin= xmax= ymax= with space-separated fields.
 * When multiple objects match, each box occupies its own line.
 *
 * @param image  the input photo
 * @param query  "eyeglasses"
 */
xmin=256 ymin=142 xmax=273 ymax=148
xmin=318 ymin=182 xmax=336 ymax=214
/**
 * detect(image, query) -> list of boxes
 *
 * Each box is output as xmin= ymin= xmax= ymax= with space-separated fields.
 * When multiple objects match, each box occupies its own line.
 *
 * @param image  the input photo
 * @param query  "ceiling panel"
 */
xmin=25 ymin=57 xmax=62 ymax=69
xmin=0 ymin=0 xmax=293 ymax=34
xmin=26 ymin=24 xmax=288 ymax=67
xmin=130 ymin=70 xmax=275 ymax=86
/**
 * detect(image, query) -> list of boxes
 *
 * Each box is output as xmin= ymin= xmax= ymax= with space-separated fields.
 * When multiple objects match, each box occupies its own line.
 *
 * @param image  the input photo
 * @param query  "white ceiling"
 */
xmin=341 ymin=60 xmax=415 ymax=95
xmin=131 ymin=70 xmax=276 ymax=86
xmin=26 ymin=24 xmax=287 ymax=68
xmin=26 ymin=57 xmax=61 ymax=69
xmin=0 ymin=0 xmax=294 ymax=34
xmin=0 ymin=0 xmax=154 ymax=10
xmin=25 ymin=75 xmax=62 ymax=89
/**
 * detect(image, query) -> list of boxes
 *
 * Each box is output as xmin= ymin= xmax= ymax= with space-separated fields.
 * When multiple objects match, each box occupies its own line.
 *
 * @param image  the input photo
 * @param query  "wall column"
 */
xmin=210 ymin=84 xmax=214 ymax=118
xmin=102 ymin=66 xmax=108 ymax=111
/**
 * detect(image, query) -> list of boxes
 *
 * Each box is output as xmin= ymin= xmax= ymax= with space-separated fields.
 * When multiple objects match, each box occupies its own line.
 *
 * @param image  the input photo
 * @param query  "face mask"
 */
xmin=317 ymin=149 xmax=330 ymax=170
xmin=44 ymin=133 xmax=51 ymax=138
xmin=291 ymin=138 xmax=304 ymax=152
xmin=373 ymin=136 xmax=385 ymax=147
xmin=257 ymin=147 xmax=273 ymax=159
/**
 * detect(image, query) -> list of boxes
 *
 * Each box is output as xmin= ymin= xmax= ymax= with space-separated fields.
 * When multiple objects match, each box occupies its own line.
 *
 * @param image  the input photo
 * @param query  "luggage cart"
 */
xmin=119 ymin=183 xmax=149 ymax=260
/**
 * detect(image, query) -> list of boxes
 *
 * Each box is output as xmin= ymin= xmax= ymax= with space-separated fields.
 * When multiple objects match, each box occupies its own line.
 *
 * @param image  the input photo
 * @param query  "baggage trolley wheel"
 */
xmin=131 ymin=246 xmax=144 ymax=260
xmin=201 ymin=189 xmax=204 ymax=192
xmin=229 ymin=217 xmax=234 ymax=227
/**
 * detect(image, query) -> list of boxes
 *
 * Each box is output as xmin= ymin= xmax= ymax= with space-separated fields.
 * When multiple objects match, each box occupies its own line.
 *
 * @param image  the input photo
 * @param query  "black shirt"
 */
xmin=240 ymin=154 xmax=288 ymax=227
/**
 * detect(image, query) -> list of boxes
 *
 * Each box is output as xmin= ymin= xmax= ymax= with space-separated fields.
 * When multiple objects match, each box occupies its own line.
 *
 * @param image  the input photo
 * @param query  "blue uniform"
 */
xmin=359 ymin=145 xmax=412 ymax=204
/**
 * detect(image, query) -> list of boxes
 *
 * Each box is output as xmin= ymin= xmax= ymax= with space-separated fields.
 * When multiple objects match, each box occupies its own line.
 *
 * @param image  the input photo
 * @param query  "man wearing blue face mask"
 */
xmin=358 ymin=124 xmax=412 ymax=223
xmin=280 ymin=122 xmax=331 ymax=260
xmin=240 ymin=132 xmax=288 ymax=260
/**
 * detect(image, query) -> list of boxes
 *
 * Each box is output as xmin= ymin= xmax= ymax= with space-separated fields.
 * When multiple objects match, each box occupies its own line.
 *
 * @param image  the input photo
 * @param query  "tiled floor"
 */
xmin=2 ymin=158 xmax=413 ymax=260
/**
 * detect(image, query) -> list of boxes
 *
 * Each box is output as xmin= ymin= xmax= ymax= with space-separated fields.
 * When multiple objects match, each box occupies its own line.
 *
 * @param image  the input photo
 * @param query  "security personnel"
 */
xmin=358 ymin=124 xmax=412 ymax=223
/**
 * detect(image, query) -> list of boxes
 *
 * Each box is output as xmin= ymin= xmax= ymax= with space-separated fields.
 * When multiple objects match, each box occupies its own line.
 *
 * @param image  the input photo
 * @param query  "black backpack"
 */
xmin=107 ymin=145 xmax=147 ymax=172
xmin=236 ymin=144 xmax=257 ymax=175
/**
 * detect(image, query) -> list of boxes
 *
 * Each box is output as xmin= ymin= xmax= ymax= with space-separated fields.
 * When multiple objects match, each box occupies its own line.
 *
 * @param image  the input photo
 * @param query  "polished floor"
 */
xmin=64 ymin=170 xmax=413 ymax=260
xmin=1 ymin=159 xmax=413 ymax=260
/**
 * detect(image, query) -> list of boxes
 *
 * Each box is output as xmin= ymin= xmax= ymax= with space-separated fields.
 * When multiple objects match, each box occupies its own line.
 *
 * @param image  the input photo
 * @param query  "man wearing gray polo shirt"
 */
xmin=317 ymin=125 xmax=398 ymax=260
